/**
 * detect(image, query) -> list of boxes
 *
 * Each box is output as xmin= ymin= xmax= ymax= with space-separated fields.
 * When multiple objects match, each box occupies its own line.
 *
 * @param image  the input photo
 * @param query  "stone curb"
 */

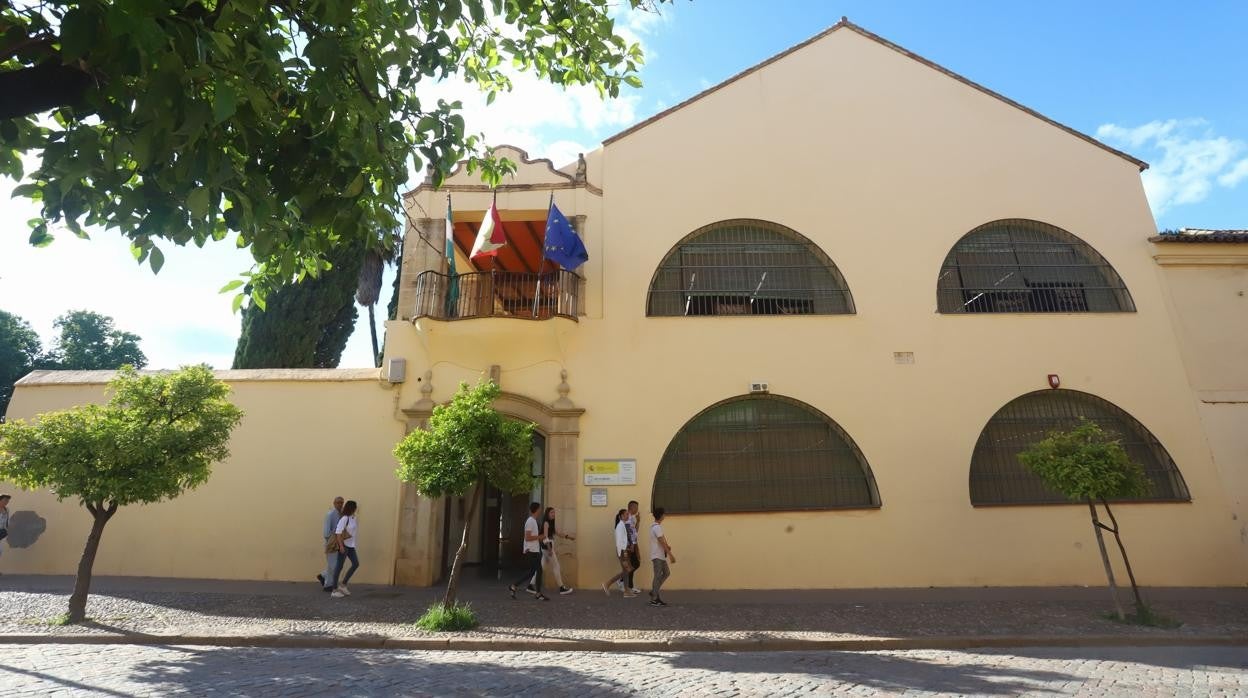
xmin=0 ymin=634 xmax=1243 ymax=653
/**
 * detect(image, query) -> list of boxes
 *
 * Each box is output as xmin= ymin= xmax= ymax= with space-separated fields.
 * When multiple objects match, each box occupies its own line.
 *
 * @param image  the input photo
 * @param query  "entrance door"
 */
xmin=497 ymin=431 xmax=546 ymax=575
xmin=441 ymin=429 xmax=546 ymax=580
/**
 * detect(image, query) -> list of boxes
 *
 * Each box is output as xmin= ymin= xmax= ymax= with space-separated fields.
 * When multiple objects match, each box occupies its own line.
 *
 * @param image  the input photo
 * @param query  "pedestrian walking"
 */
xmin=509 ymin=502 xmax=549 ymax=601
xmin=649 ymin=507 xmax=675 ymax=606
xmin=625 ymin=500 xmax=641 ymax=594
xmin=526 ymin=506 xmax=574 ymax=595
xmin=329 ymin=500 xmax=359 ymax=598
xmin=602 ymin=509 xmax=637 ymax=597
xmin=0 ymin=494 xmax=10 ymax=574
xmin=318 ymin=496 xmax=344 ymax=592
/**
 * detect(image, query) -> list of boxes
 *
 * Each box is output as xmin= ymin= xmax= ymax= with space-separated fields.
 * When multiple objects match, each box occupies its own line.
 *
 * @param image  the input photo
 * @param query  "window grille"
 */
xmin=653 ymin=395 xmax=880 ymax=514
xmin=937 ymin=219 xmax=1135 ymax=313
xmin=969 ymin=390 xmax=1189 ymax=505
xmin=647 ymin=220 xmax=855 ymax=316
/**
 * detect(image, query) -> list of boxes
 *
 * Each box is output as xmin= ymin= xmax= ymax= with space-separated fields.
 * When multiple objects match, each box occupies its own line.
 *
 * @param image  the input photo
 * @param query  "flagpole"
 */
xmin=532 ymin=192 xmax=553 ymax=318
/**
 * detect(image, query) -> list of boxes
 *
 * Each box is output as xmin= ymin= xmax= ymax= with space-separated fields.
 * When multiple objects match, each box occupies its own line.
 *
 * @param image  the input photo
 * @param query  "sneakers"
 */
xmin=615 ymin=581 xmax=625 ymax=591
xmin=559 ymin=586 xmax=574 ymax=595
xmin=316 ymin=574 xmax=325 ymax=585
xmin=535 ymin=594 xmax=550 ymax=601
xmin=601 ymin=582 xmax=611 ymax=596
xmin=338 ymin=585 xmax=351 ymax=596
xmin=649 ymin=598 xmax=667 ymax=607
xmin=331 ymin=590 xmax=346 ymax=598
xmin=525 ymin=584 xmax=537 ymax=595
xmin=630 ymin=587 xmax=642 ymax=594
xmin=623 ymin=592 xmax=638 ymax=598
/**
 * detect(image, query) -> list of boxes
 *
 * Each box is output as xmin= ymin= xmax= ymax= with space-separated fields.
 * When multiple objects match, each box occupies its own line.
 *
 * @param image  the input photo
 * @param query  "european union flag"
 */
xmin=543 ymin=204 xmax=588 ymax=270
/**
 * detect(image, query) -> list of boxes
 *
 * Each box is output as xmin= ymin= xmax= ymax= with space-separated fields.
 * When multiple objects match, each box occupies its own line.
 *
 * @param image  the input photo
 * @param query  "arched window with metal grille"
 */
xmin=937 ymin=219 xmax=1135 ymax=314
xmin=969 ymin=389 xmax=1189 ymax=505
xmin=653 ymin=395 xmax=880 ymax=514
xmin=646 ymin=219 xmax=855 ymax=316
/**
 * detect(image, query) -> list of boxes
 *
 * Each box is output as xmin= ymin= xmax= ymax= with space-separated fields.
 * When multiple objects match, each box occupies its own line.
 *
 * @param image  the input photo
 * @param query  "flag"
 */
xmin=543 ymin=203 xmax=588 ymax=270
xmin=444 ymin=196 xmax=459 ymax=316
xmin=470 ymin=201 xmax=506 ymax=260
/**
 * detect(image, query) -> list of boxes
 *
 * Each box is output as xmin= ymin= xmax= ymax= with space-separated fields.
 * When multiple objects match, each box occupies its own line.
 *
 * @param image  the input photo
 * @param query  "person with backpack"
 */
xmin=329 ymin=500 xmax=359 ymax=598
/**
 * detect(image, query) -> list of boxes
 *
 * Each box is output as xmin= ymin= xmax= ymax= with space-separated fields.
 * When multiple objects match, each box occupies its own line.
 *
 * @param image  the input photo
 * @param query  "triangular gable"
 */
xmin=603 ymin=18 xmax=1147 ymax=172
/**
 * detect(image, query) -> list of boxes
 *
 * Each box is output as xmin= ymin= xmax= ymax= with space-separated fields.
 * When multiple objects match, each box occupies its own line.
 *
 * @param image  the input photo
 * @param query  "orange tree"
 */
xmin=0 ymin=366 xmax=242 ymax=623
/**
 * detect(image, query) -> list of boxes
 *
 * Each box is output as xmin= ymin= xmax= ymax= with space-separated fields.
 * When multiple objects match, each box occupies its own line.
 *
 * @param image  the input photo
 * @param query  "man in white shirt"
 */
xmin=649 ymin=507 xmax=675 ymax=607
xmin=508 ymin=502 xmax=549 ymax=601
xmin=318 ymin=496 xmax=343 ymax=591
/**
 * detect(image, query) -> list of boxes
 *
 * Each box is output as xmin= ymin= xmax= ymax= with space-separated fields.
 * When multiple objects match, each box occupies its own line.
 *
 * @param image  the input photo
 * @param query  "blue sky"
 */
xmin=2 ymin=1 xmax=1245 ymax=369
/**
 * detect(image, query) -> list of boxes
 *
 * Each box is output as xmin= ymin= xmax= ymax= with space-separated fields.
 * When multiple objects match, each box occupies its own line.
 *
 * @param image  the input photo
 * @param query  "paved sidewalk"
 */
xmin=1 ymin=574 xmax=1245 ymax=649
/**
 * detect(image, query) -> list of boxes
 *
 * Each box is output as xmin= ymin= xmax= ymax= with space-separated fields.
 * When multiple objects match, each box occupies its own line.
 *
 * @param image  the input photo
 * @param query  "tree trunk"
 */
xmin=442 ymin=484 xmax=480 ymax=609
xmin=68 ymin=501 xmax=118 ymax=623
xmin=1099 ymin=497 xmax=1146 ymax=614
xmin=367 ymin=304 xmax=380 ymax=368
xmin=1087 ymin=498 xmax=1125 ymax=620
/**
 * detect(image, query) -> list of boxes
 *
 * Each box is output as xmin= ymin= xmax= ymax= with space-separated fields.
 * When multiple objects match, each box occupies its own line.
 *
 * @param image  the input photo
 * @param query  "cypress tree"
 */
xmin=232 ymin=237 xmax=366 ymax=369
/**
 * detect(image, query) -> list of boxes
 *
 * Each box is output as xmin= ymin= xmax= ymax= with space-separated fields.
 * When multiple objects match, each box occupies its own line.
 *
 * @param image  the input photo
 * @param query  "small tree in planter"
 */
xmin=0 ymin=366 xmax=242 ymax=623
xmin=1017 ymin=419 xmax=1151 ymax=621
xmin=394 ymin=381 xmax=533 ymax=625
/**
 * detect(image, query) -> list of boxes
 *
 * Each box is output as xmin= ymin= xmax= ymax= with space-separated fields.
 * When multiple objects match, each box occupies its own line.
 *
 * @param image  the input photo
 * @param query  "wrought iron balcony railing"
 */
xmin=412 ymin=269 xmax=583 ymax=321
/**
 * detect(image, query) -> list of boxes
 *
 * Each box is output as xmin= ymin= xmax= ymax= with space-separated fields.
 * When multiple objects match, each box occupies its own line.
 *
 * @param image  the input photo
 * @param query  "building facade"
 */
xmin=5 ymin=21 xmax=1246 ymax=590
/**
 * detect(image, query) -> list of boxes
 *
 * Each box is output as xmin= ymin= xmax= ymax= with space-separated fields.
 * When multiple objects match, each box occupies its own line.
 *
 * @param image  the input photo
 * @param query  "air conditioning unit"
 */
xmin=387 ymin=358 xmax=407 ymax=383
xmin=749 ymin=382 xmax=768 ymax=394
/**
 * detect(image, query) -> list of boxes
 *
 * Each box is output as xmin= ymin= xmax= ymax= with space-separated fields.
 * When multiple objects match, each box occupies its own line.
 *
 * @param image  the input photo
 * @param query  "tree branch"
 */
xmin=0 ymin=61 xmax=92 ymax=120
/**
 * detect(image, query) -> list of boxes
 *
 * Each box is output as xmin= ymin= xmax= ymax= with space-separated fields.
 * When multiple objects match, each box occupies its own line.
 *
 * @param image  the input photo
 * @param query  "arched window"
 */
xmin=653 ymin=395 xmax=880 ymax=514
xmin=969 ymin=389 xmax=1189 ymax=505
xmin=647 ymin=219 xmax=855 ymax=316
xmin=937 ymin=219 xmax=1135 ymax=313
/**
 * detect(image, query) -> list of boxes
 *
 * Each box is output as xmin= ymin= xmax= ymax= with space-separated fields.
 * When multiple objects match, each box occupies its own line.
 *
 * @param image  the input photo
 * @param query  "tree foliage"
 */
xmin=37 ymin=310 xmax=147 ymax=371
xmin=394 ymin=380 xmax=532 ymax=607
xmin=2 ymin=0 xmax=669 ymax=302
xmin=395 ymin=380 xmax=533 ymax=498
xmin=0 ymin=310 xmax=42 ymax=416
xmin=1018 ymin=420 xmax=1151 ymax=502
xmin=0 ymin=365 xmax=243 ymax=622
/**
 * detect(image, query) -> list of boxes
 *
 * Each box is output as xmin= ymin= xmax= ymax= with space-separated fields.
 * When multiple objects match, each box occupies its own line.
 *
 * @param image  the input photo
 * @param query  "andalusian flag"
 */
xmin=470 ymin=200 xmax=506 ymax=260
xmin=444 ymin=196 xmax=459 ymax=316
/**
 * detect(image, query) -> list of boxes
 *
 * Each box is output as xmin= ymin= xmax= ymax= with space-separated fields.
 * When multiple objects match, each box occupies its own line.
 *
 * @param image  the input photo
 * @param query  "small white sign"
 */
xmin=590 ymin=488 xmax=608 ymax=507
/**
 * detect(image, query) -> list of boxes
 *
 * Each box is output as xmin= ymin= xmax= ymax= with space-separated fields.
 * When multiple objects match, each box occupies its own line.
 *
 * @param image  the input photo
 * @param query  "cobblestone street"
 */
xmin=1 ymin=644 xmax=1245 ymax=696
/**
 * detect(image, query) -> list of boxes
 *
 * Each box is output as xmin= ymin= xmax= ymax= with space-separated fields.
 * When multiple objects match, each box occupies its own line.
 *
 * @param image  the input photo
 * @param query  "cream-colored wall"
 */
xmin=1151 ymin=244 xmax=1248 ymax=567
xmin=2 ymin=377 xmax=406 ymax=585
xmin=383 ymin=27 xmax=1247 ymax=589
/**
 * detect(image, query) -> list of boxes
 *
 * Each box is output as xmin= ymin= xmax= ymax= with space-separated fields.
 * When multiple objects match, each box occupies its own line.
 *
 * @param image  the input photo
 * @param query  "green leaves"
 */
xmin=394 ymin=381 xmax=535 ymax=499
xmin=3 ymin=0 xmax=670 ymax=303
xmin=1017 ymin=420 xmax=1153 ymax=501
xmin=0 ymin=366 xmax=243 ymax=507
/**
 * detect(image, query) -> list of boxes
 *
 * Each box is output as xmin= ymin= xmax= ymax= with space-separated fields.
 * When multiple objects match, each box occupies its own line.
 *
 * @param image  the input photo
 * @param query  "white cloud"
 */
xmin=1096 ymin=118 xmax=1248 ymax=216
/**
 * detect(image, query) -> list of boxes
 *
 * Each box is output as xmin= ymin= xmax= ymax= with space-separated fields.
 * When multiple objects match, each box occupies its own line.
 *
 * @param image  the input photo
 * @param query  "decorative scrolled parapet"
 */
xmin=552 ymin=369 xmax=575 ymax=409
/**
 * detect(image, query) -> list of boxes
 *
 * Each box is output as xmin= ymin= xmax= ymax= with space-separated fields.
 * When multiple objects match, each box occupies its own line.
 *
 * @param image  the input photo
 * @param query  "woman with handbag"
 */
xmin=329 ymin=500 xmax=359 ymax=598
xmin=601 ymin=509 xmax=636 ymax=597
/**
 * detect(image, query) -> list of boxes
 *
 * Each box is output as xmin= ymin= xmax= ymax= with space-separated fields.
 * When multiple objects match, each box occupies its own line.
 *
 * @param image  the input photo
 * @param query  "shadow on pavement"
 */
xmin=122 ymin=646 xmax=629 ymax=696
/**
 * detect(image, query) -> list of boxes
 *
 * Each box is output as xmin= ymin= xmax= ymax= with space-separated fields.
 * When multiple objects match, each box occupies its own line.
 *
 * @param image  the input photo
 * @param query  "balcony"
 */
xmin=413 ymin=269 xmax=583 ymax=321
